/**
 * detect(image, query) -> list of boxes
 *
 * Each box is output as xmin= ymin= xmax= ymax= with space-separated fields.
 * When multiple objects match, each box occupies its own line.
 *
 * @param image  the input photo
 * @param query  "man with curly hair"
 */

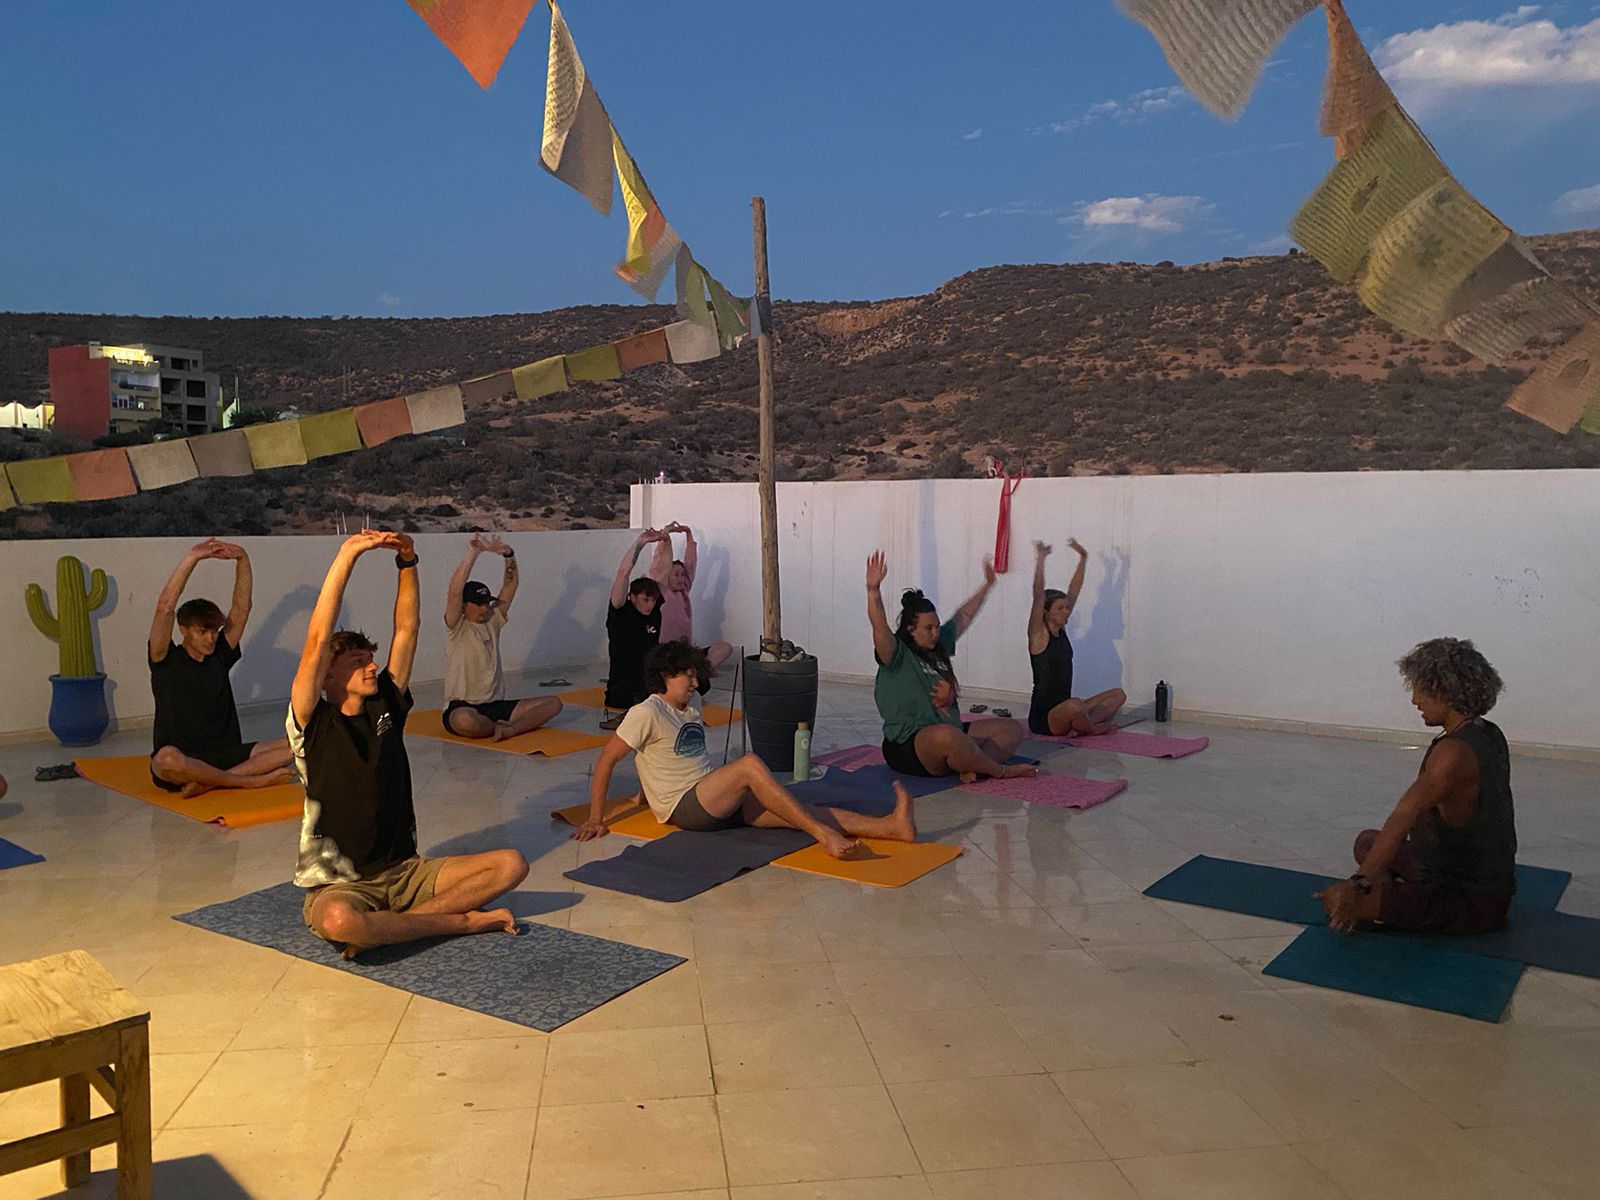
xmin=1319 ymin=637 xmax=1517 ymax=935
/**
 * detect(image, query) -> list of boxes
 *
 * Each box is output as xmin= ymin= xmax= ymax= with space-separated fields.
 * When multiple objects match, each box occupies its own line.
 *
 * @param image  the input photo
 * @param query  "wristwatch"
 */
xmin=1347 ymin=873 xmax=1372 ymax=895
xmin=503 ymin=549 xmax=516 ymax=559
xmin=395 ymin=553 xmax=419 ymax=569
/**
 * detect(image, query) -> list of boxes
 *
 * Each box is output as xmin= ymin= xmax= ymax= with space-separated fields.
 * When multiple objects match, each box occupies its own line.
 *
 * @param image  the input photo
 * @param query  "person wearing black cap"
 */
xmin=441 ymin=534 xmax=563 ymax=740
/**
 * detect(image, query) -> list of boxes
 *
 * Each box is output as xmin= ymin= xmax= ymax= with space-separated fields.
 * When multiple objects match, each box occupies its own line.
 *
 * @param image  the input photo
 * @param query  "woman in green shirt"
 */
xmin=866 ymin=551 xmax=1037 ymax=780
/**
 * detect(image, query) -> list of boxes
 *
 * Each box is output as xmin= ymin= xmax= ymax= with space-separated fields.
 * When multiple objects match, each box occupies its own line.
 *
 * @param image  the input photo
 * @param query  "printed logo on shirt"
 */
xmin=376 ymin=712 xmax=393 ymax=738
xmin=673 ymin=722 xmax=706 ymax=758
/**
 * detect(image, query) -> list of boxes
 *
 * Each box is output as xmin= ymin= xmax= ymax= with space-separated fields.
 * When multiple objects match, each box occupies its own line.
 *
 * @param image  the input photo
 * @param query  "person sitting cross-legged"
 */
xmin=601 ymin=529 xmax=666 ymax=729
xmin=149 ymin=538 xmax=293 ymax=797
xmin=441 ymin=533 xmax=563 ymax=741
xmin=1026 ymin=539 xmax=1127 ymax=737
xmin=648 ymin=521 xmax=734 ymax=693
xmin=291 ymin=531 xmax=528 ymax=960
xmin=573 ymin=641 xmax=919 ymax=859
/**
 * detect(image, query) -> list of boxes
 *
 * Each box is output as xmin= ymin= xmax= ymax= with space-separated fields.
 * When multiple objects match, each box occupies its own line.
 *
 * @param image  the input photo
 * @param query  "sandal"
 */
xmin=538 ymin=677 xmax=572 ymax=687
xmin=599 ymin=713 xmax=622 ymax=731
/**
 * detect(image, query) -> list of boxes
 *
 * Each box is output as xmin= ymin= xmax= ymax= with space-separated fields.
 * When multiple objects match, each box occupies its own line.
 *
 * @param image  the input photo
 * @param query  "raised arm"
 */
xmin=952 ymin=557 xmax=998 ymax=638
xmin=489 ymin=536 xmax=519 ymax=614
xmin=612 ymin=530 xmax=660 ymax=608
xmin=574 ymin=735 xmax=633 ymax=840
xmin=149 ymin=539 xmax=224 ymax=662
xmin=1027 ymin=541 xmax=1052 ymax=656
xmin=1063 ymin=538 xmax=1088 ymax=615
xmin=443 ymin=535 xmax=483 ymax=631
xmin=646 ymin=528 xmax=673 ymax=585
xmin=291 ymin=531 xmax=394 ymax=728
xmin=865 ymin=551 xmax=897 ymax=665
xmin=680 ymin=526 xmax=697 ymax=587
xmin=387 ymin=533 xmax=421 ymax=693
xmin=217 ymin=542 xmax=253 ymax=647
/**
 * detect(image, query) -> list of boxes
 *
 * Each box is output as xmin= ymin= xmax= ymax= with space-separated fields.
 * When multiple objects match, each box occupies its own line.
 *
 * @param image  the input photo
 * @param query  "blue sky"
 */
xmin=3 ymin=1 xmax=1598 ymax=316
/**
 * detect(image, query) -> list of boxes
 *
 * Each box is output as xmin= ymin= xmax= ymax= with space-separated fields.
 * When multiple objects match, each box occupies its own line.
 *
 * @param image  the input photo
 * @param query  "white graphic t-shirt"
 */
xmin=615 ymin=694 xmax=712 ymax=821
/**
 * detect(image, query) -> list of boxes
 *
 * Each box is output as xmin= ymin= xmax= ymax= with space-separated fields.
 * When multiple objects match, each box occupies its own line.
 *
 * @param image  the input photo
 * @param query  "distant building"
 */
xmin=0 ymin=400 xmax=53 ymax=430
xmin=48 ymin=343 xmax=222 ymax=440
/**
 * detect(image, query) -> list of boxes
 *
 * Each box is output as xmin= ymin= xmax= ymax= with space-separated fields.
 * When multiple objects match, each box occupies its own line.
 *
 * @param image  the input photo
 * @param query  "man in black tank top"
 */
xmin=1319 ymin=638 xmax=1516 ymax=936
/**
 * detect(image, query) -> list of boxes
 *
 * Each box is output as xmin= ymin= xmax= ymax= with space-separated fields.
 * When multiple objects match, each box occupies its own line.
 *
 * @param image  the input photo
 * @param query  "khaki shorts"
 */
xmin=302 ymin=856 xmax=445 ymax=938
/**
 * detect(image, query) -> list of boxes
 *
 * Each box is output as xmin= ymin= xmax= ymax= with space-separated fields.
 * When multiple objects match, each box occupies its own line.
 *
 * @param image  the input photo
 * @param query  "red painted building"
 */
xmin=47 ymin=343 xmax=219 ymax=439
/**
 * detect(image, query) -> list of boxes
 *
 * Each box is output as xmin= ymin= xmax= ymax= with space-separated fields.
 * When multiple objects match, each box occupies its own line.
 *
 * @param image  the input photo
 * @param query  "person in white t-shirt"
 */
xmin=442 ymin=534 xmax=563 ymax=741
xmin=574 ymin=642 xmax=919 ymax=858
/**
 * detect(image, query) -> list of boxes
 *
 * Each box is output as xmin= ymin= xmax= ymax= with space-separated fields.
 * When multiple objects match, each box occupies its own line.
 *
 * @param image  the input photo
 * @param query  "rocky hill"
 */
xmin=3 ymin=229 xmax=1598 ymax=539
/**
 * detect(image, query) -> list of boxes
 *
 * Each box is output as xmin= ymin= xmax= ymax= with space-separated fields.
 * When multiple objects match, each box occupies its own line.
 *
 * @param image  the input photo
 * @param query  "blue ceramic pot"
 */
xmin=48 ymin=673 xmax=109 ymax=747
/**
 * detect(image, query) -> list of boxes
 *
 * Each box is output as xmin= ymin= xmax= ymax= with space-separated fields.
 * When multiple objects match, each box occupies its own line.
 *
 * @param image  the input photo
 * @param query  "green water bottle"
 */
xmin=793 ymin=722 xmax=812 ymax=783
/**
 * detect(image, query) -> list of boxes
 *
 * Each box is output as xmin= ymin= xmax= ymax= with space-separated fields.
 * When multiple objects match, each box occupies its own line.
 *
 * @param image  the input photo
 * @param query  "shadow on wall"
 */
xmin=696 ymin=543 xmax=733 ymax=647
xmin=518 ymin=568 xmax=607 ymax=672
xmin=234 ymin=584 xmax=321 ymax=705
xmin=1075 ymin=550 xmax=1128 ymax=694
xmin=95 ymin=573 xmax=123 ymax=728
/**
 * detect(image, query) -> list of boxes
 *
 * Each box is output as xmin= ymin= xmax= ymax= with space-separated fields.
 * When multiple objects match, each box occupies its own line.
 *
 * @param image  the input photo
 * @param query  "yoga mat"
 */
xmin=789 ymin=763 xmax=963 ymax=805
xmin=566 ymin=827 xmax=810 ymax=902
xmin=550 ymin=798 xmax=647 ymax=828
xmin=407 ymin=712 xmax=609 ymax=757
xmin=1033 ymin=730 xmax=1209 ymax=758
xmin=609 ymin=809 xmax=676 ymax=840
xmin=1264 ymin=925 xmax=1524 ymax=1023
xmin=772 ymin=839 xmax=963 ymax=888
xmin=960 ymin=773 xmax=1129 ymax=811
xmin=74 ymin=755 xmax=303 ymax=828
xmin=0 ymin=837 xmax=45 ymax=870
xmin=175 ymin=882 xmax=682 ymax=1032
xmin=1429 ymin=908 xmax=1600 ymax=979
xmin=813 ymin=743 xmax=885 ymax=772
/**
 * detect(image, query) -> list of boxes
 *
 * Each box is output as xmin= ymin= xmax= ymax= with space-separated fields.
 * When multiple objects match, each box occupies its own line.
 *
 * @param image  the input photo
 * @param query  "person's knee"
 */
xmin=1108 ymin=688 xmax=1127 ymax=707
xmin=317 ymin=901 xmax=363 ymax=944
xmin=152 ymin=745 xmax=185 ymax=776
xmin=545 ymin=697 xmax=564 ymax=718
xmin=1353 ymin=830 xmax=1379 ymax=862
xmin=495 ymin=849 xmax=529 ymax=889
xmin=736 ymin=752 xmax=771 ymax=781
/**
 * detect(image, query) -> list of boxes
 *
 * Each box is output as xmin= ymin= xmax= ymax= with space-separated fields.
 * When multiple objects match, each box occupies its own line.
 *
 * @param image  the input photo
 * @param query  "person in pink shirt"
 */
xmin=649 ymin=522 xmax=733 ymax=691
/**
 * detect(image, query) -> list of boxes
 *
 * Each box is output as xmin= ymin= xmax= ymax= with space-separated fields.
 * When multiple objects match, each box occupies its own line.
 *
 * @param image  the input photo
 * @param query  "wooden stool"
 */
xmin=0 ymin=951 xmax=151 ymax=1198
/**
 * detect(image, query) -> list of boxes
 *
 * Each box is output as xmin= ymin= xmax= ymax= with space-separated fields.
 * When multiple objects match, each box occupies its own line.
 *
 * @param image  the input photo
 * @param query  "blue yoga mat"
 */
xmin=789 ymin=757 xmax=1041 ymax=810
xmin=567 ymin=827 xmax=811 ymax=902
xmin=0 ymin=837 xmax=45 ymax=870
xmin=1264 ymin=926 xmax=1525 ymax=1022
xmin=175 ymin=882 xmax=683 ymax=1031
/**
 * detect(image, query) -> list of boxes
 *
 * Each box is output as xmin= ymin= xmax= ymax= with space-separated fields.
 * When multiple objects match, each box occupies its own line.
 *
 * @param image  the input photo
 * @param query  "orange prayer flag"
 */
xmin=1321 ymin=0 xmax=1396 ymax=158
xmin=65 ymin=448 xmax=138 ymax=501
xmin=405 ymin=0 xmax=540 ymax=89
xmin=1506 ymin=319 xmax=1600 ymax=434
xmin=615 ymin=328 xmax=670 ymax=372
xmin=355 ymin=396 xmax=415 ymax=447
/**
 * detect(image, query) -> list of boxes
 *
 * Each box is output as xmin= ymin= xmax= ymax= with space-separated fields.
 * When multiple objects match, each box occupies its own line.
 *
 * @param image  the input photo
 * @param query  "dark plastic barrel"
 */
xmin=742 ymin=654 xmax=819 ymax=772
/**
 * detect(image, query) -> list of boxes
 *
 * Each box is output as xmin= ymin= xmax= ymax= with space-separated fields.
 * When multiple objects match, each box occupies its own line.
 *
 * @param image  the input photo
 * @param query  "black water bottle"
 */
xmin=1155 ymin=680 xmax=1171 ymax=723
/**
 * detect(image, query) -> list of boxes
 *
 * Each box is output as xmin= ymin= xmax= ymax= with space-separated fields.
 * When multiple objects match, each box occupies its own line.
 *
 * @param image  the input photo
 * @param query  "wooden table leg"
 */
xmin=59 ymin=1072 xmax=91 ymax=1188
xmin=113 ymin=1027 xmax=151 ymax=1200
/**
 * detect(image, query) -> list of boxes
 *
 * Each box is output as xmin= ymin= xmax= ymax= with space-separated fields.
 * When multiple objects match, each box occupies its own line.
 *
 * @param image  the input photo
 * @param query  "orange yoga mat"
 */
xmin=74 ymin=755 xmax=303 ymax=829
xmin=549 ymin=798 xmax=648 ymax=827
xmin=772 ymin=839 xmax=964 ymax=888
xmin=558 ymin=687 xmax=742 ymax=727
xmin=408 ymin=712 xmax=610 ymax=757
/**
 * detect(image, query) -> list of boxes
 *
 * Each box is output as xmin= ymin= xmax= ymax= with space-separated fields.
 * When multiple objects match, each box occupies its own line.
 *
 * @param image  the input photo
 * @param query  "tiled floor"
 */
xmin=3 ymin=667 xmax=1600 ymax=1199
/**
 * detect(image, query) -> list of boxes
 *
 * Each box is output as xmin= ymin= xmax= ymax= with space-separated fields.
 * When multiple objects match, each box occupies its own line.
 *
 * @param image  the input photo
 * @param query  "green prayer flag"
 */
xmin=6 ymin=456 xmax=76 ymax=504
xmin=244 ymin=419 xmax=309 ymax=470
xmin=513 ymin=356 xmax=568 ymax=400
xmin=565 ymin=343 xmax=621 ymax=381
xmin=299 ymin=408 xmax=364 ymax=460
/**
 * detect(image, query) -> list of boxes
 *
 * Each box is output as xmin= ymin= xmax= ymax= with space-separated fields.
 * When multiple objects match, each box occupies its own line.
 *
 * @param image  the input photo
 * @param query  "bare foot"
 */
xmin=340 ymin=942 xmax=368 ymax=961
xmin=492 ymin=722 xmax=516 ymax=742
xmin=465 ymin=908 xmax=519 ymax=936
xmin=179 ymin=780 xmax=216 ymax=799
xmin=959 ymin=771 xmax=978 ymax=785
xmin=251 ymin=767 xmax=295 ymax=788
xmin=818 ymin=829 xmax=861 ymax=860
xmin=999 ymin=763 xmax=1039 ymax=780
xmin=885 ymin=781 xmax=918 ymax=842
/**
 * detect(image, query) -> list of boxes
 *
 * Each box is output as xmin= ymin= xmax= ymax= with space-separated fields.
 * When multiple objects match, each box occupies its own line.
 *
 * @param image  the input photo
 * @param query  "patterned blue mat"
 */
xmin=0 ymin=837 xmax=44 ymax=870
xmin=175 ymin=882 xmax=684 ymax=1031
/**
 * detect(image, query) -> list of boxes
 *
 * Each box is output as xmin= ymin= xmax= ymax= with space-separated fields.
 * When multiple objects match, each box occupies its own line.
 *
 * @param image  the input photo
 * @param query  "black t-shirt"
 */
xmin=150 ymin=638 xmax=245 ymax=756
xmin=605 ymin=602 xmax=661 ymax=709
xmin=292 ymin=670 xmax=416 ymax=883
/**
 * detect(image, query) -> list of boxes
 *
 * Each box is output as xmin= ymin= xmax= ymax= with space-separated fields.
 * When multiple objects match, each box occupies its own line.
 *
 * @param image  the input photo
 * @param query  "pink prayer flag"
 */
xmin=65 ymin=448 xmax=138 ymax=501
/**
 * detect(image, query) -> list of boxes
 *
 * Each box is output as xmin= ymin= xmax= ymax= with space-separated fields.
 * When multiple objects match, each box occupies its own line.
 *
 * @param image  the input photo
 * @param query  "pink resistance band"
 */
xmin=990 ymin=460 xmax=1025 ymax=574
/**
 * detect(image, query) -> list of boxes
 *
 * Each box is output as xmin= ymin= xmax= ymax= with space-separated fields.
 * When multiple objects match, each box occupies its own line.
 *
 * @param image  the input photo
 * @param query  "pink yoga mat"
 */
xmin=1034 ymin=730 xmax=1209 ymax=759
xmin=961 ymin=773 xmax=1128 ymax=811
xmin=813 ymin=744 xmax=885 ymax=771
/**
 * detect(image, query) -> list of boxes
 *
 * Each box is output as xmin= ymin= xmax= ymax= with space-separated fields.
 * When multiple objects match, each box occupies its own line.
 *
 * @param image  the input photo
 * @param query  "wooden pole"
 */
xmin=753 ymin=196 xmax=780 ymax=650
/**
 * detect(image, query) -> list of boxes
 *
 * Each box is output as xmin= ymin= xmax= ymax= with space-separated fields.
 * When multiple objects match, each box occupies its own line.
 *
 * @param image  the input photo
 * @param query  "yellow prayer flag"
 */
xmin=6 ymin=456 xmax=76 ymax=505
xmin=1506 ymin=319 xmax=1600 ymax=434
xmin=0 ymin=465 xmax=16 ymax=511
xmin=609 ymin=131 xmax=683 ymax=299
xmin=513 ymin=356 xmax=568 ymax=400
xmin=565 ymin=343 xmax=621 ymax=381
xmin=244 ymin=419 xmax=309 ymax=470
xmin=1291 ymin=106 xmax=1448 ymax=284
xmin=1445 ymin=277 xmax=1596 ymax=366
xmin=540 ymin=3 xmax=614 ymax=215
xmin=299 ymin=408 xmax=364 ymax=461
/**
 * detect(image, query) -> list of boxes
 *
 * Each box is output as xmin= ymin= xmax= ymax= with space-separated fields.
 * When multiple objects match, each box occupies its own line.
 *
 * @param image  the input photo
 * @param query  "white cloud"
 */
xmin=1246 ymin=233 xmax=1294 ymax=255
xmin=1375 ymin=10 xmax=1600 ymax=109
xmin=377 ymin=292 xmax=402 ymax=307
xmin=1555 ymin=182 xmax=1600 ymax=215
xmin=962 ymin=128 xmax=983 ymax=141
xmin=1036 ymin=85 xmax=1187 ymax=134
xmin=954 ymin=199 xmax=1073 ymax=220
xmin=1074 ymin=194 xmax=1211 ymax=235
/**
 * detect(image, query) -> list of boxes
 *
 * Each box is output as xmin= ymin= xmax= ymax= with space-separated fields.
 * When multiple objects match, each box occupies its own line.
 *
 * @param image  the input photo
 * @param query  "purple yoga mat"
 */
xmin=961 ymin=773 xmax=1128 ymax=811
xmin=813 ymin=744 xmax=885 ymax=771
xmin=1035 ymin=730 xmax=1209 ymax=759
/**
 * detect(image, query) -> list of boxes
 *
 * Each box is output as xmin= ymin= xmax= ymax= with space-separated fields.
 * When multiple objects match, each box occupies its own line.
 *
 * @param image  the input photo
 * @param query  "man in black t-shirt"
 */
xmin=601 ymin=529 xmax=665 ymax=730
xmin=149 ymin=538 xmax=293 ymax=796
xmin=290 ymin=531 xmax=528 ymax=959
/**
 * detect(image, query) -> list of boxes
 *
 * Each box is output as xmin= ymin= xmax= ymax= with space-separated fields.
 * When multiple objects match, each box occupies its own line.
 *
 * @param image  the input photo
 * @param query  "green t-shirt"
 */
xmin=874 ymin=617 xmax=961 ymax=743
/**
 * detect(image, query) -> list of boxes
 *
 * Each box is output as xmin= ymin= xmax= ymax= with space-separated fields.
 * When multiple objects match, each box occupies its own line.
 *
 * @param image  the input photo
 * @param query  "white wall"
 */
xmin=633 ymin=472 xmax=1600 ymax=753
xmin=0 ymin=530 xmax=637 ymax=739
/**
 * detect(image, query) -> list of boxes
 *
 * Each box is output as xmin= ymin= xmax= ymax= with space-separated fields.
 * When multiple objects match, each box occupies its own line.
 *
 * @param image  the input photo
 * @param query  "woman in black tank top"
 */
xmin=1026 ymin=540 xmax=1126 ymax=737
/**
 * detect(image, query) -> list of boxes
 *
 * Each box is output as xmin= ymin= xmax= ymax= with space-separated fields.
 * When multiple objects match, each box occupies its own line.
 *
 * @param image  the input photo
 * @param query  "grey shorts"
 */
xmin=668 ymin=784 xmax=749 ymax=832
xmin=302 ymin=856 xmax=445 ymax=938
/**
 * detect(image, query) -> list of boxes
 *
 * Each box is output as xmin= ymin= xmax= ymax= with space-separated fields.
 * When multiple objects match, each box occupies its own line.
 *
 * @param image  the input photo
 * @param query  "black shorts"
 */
xmin=1027 ymin=711 xmax=1054 ymax=737
xmin=444 ymin=699 xmax=519 ymax=730
xmin=668 ymin=783 xmax=749 ymax=832
xmin=149 ymin=741 xmax=255 ymax=792
xmin=881 ymin=723 xmax=970 ymax=778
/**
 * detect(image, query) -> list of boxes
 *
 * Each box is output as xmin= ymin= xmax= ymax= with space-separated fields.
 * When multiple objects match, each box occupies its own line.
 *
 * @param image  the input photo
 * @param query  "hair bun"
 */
xmin=899 ymin=588 xmax=925 ymax=611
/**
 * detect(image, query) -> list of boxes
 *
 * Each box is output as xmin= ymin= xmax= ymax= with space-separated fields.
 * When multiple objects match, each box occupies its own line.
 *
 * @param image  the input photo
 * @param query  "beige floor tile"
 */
xmin=1006 ymin=867 xmax=1143 ymax=908
xmin=558 ymin=963 xmax=704 ymax=1033
xmin=961 ymin=949 xmax=1115 ymax=1007
xmin=731 ymin=1176 xmax=931 ymax=1199
xmin=229 ymin=986 xmax=409 ymax=1051
xmin=393 ymin=994 xmax=539 ymax=1042
xmin=142 ymin=989 xmax=269 ymax=1054
xmin=813 ymin=910 xmax=958 ymax=962
xmin=167 ymin=1044 xmax=387 ymax=1127
xmin=1296 ymin=1133 xmax=1562 ymax=1200
xmin=1454 ymin=1119 xmax=1600 ymax=1200
xmin=693 ymin=919 xmax=827 ymax=966
xmin=1049 ymin=901 xmax=1203 ymax=947
xmin=700 ymin=961 xmax=851 ymax=1025
xmin=1206 ymin=933 xmax=1302 ymax=983
xmin=1117 ymin=1146 xmax=1343 ymax=1199
xmin=1054 ymin=1064 xmax=1281 ymax=1158
xmin=718 ymin=1084 xmax=920 ymax=1187
xmin=1003 ymin=1000 xmax=1191 ymax=1071
xmin=1155 ymin=989 xmax=1349 ymax=1061
xmin=361 ymin=1036 xmax=547 ymax=1116
xmin=934 ymin=909 xmax=1080 ymax=957
xmin=888 ymin=1075 xmax=1105 ymax=1173
xmin=0 ymin=1051 xmax=216 ymax=1138
xmin=856 ymin=1006 xmax=1043 ymax=1082
xmin=543 ymin=1025 xmax=711 ymax=1105
xmin=1376 ymin=1040 xmax=1600 ymax=1129
xmin=1218 ymin=1046 xmax=1456 ymax=1142
xmin=152 ymin=1119 xmax=352 ymax=1199
xmin=323 ymin=1108 xmax=537 ymax=1199
xmin=925 ymin=1161 xmax=1139 ymax=1200
xmin=708 ymin=1014 xmax=881 ymax=1092
xmin=130 ymin=940 xmax=291 ymax=996
xmin=1083 ymin=942 xmax=1265 ymax=997
xmin=831 ymin=955 xmax=992 ymax=1015
xmin=527 ymin=1097 xmax=726 ymax=1199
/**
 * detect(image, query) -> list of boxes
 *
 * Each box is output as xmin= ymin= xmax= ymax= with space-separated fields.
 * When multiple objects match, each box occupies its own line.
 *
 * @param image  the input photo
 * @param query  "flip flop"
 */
xmin=538 ymin=677 xmax=573 ymax=687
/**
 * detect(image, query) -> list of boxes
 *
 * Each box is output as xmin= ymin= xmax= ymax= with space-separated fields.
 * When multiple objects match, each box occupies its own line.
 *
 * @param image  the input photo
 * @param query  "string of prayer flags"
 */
xmin=188 ymin=429 xmax=255 ymax=478
xmin=1117 ymin=0 xmax=1319 ymax=118
xmin=126 ymin=439 xmax=199 ymax=491
xmin=65 ymin=449 xmax=137 ymax=501
xmin=512 ymin=355 xmax=568 ymax=400
xmin=460 ymin=372 xmax=516 ymax=405
xmin=244 ymin=420 xmax=309 ymax=471
xmin=540 ymin=3 xmax=615 ymax=216
xmin=565 ymin=343 xmax=621 ymax=381
xmin=299 ymin=408 xmax=364 ymax=461
xmin=664 ymin=318 xmax=720 ymax=365
xmin=705 ymin=272 xmax=751 ymax=350
xmin=1445 ymin=278 xmax=1597 ymax=367
xmin=1320 ymin=0 xmax=1394 ymax=158
xmin=612 ymin=131 xmax=684 ymax=300
xmin=614 ymin=328 xmax=670 ymax=372
xmin=6 ymin=456 xmax=75 ymax=505
xmin=404 ymin=0 xmax=540 ymax=89
xmin=354 ymin=396 xmax=414 ymax=447
xmin=1506 ymin=320 xmax=1600 ymax=433
xmin=405 ymin=384 xmax=467 ymax=434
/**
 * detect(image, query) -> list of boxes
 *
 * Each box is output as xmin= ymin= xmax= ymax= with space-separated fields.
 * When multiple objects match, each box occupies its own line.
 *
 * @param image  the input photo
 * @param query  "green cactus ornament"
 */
xmin=26 ymin=554 xmax=110 ymax=678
